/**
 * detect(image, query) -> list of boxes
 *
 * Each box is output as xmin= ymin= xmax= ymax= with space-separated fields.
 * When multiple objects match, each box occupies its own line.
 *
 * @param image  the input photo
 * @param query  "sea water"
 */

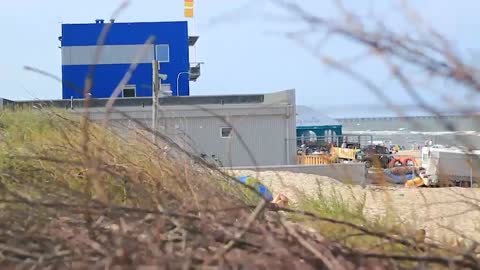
xmin=339 ymin=115 xmax=480 ymax=148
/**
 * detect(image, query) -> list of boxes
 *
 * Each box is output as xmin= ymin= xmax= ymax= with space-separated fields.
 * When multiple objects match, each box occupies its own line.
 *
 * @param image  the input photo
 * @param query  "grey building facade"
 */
xmin=4 ymin=89 xmax=296 ymax=167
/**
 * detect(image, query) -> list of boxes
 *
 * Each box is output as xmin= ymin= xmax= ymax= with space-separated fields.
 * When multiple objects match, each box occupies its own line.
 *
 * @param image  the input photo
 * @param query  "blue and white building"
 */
xmin=60 ymin=20 xmax=200 ymax=99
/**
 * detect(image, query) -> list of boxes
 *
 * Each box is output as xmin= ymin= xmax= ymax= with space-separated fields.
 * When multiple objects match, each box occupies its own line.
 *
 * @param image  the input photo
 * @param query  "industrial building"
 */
xmin=60 ymin=20 xmax=200 ymax=99
xmin=296 ymin=105 xmax=343 ymax=147
xmin=1 ymin=89 xmax=297 ymax=167
xmin=44 ymin=19 xmax=298 ymax=167
xmin=12 ymin=17 xmax=308 ymax=167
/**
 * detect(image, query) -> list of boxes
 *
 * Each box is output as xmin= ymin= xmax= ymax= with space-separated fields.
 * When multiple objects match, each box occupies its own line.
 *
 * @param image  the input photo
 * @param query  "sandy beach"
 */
xmin=232 ymin=170 xmax=480 ymax=243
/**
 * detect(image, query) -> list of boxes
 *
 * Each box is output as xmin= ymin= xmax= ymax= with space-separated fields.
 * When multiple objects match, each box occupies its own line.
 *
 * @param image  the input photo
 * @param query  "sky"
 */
xmin=1 ymin=0 xmax=479 ymax=117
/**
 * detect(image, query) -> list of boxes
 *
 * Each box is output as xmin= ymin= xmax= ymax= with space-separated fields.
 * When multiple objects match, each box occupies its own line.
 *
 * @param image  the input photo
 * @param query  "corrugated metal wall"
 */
xmin=76 ymin=90 xmax=297 ymax=167
xmin=106 ymin=112 xmax=292 ymax=167
xmin=161 ymin=115 xmax=289 ymax=167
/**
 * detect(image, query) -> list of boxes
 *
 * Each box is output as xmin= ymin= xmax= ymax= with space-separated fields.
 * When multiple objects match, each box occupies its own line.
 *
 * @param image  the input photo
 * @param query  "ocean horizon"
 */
xmin=339 ymin=114 xmax=480 ymax=148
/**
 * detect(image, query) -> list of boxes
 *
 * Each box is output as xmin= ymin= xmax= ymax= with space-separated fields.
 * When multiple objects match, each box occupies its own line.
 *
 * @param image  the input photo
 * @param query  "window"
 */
xmin=122 ymin=85 xmax=136 ymax=97
xmin=220 ymin=127 xmax=233 ymax=138
xmin=155 ymin=44 xmax=170 ymax=62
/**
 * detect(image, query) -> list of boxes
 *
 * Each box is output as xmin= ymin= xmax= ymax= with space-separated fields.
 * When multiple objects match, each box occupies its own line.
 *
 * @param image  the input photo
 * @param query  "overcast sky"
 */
xmin=1 ymin=0 xmax=479 ymax=117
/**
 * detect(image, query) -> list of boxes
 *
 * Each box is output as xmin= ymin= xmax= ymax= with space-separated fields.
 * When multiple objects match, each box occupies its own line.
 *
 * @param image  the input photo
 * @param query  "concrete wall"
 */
xmin=229 ymin=163 xmax=367 ymax=185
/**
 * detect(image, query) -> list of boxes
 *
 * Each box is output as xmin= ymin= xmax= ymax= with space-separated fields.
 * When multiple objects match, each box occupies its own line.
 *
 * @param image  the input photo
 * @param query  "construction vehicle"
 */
xmin=331 ymin=147 xmax=360 ymax=162
xmin=421 ymin=145 xmax=480 ymax=187
xmin=332 ymin=144 xmax=416 ymax=169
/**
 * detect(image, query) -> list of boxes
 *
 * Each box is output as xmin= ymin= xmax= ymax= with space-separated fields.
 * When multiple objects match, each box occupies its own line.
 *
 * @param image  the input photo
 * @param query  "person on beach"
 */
xmin=394 ymin=144 xmax=400 ymax=153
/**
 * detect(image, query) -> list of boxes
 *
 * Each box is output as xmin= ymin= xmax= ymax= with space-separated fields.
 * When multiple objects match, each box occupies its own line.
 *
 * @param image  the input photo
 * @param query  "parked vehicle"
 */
xmin=356 ymin=145 xmax=392 ymax=168
xmin=345 ymin=142 xmax=361 ymax=149
xmin=421 ymin=145 xmax=480 ymax=187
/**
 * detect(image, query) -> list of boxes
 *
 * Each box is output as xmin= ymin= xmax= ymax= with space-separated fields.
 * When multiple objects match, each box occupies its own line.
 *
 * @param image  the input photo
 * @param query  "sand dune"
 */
xmin=232 ymin=170 xmax=480 ymax=243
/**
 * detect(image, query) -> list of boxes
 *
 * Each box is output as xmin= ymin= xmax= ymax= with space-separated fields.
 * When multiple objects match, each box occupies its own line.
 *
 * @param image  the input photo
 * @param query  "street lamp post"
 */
xmin=152 ymin=60 xmax=168 ymax=144
xmin=176 ymin=71 xmax=190 ymax=96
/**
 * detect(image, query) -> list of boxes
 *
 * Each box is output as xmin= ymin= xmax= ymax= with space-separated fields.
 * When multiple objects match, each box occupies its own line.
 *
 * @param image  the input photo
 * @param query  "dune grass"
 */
xmin=0 ymin=109 xmax=250 ymax=223
xmin=0 ymin=109 xmax=478 ymax=269
xmin=292 ymin=186 xmax=415 ymax=248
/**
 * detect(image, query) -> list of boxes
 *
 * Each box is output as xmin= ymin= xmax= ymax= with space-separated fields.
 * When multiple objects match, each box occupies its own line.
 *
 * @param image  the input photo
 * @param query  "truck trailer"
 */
xmin=421 ymin=145 xmax=480 ymax=187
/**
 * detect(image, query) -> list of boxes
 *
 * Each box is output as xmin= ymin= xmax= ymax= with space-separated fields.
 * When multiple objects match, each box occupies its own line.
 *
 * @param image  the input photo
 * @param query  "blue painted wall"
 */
xmin=296 ymin=125 xmax=343 ymax=147
xmin=296 ymin=125 xmax=343 ymax=138
xmin=61 ymin=21 xmax=190 ymax=99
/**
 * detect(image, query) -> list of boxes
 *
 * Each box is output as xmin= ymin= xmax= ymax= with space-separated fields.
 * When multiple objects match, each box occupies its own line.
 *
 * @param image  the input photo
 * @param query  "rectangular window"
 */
xmin=220 ymin=127 xmax=233 ymax=138
xmin=122 ymin=85 xmax=136 ymax=97
xmin=155 ymin=44 xmax=170 ymax=62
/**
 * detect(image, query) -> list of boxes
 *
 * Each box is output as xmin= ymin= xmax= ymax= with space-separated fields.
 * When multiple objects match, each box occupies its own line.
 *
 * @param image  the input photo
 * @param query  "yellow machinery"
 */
xmin=405 ymin=177 xmax=425 ymax=187
xmin=331 ymin=147 xmax=359 ymax=161
xmin=297 ymin=155 xmax=335 ymax=165
xmin=296 ymin=147 xmax=359 ymax=165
